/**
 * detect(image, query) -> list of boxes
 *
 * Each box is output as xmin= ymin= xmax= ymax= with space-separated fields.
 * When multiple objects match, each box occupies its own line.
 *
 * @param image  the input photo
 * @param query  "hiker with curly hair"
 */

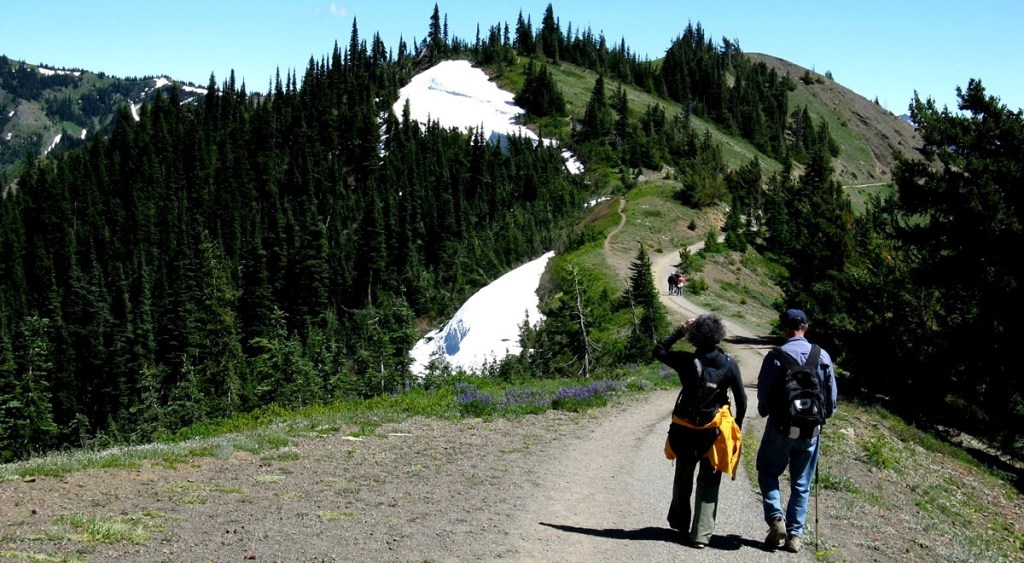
xmin=654 ymin=314 xmax=746 ymax=549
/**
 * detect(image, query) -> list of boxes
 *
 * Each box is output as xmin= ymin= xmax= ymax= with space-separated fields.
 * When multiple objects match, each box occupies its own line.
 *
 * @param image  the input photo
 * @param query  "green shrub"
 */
xmin=816 ymin=465 xmax=859 ymax=493
xmin=861 ymin=432 xmax=900 ymax=471
xmin=686 ymin=277 xmax=709 ymax=295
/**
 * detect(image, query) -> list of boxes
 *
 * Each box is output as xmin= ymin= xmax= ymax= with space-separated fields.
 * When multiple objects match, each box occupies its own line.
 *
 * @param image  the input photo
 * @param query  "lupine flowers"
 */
xmin=455 ymin=381 xmax=622 ymax=417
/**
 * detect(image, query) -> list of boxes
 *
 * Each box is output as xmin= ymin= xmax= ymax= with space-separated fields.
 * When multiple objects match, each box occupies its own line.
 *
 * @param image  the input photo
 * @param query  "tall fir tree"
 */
xmin=538 ymin=3 xmax=561 ymax=62
xmin=8 ymin=316 xmax=59 ymax=460
xmin=427 ymin=4 xmax=445 ymax=61
xmin=623 ymin=245 xmax=667 ymax=362
xmin=579 ymin=74 xmax=613 ymax=143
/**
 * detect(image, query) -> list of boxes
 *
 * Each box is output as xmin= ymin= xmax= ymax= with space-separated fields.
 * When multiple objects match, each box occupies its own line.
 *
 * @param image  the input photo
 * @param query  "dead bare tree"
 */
xmin=570 ymin=266 xmax=597 ymax=378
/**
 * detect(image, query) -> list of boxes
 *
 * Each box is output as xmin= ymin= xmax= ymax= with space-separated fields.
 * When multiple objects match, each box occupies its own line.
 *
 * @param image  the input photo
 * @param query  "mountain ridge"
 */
xmin=0 ymin=56 xmax=207 ymax=184
xmin=2 ymin=42 xmax=919 ymax=194
xmin=747 ymin=52 xmax=919 ymax=187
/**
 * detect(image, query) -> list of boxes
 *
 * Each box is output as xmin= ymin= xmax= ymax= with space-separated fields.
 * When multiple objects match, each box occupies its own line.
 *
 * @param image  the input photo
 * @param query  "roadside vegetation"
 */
xmin=0 ymin=365 xmax=671 ymax=483
xmin=742 ymin=398 xmax=1023 ymax=562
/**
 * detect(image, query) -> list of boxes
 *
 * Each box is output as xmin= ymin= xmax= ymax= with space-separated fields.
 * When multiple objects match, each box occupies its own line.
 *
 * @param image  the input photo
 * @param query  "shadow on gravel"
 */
xmin=538 ymin=523 xmax=769 ymax=552
xmin=723 ymin=335 xmax=777 ymax=347
xmin=538 ymin=523 xmax=683 ymax=544
xmin=706 ymin=534 xmax=769 ymax=551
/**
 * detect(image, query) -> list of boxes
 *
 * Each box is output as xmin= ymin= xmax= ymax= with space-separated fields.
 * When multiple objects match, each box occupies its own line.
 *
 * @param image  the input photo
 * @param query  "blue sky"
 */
xmin=3 ymin=1 xmax=1022 ymax=114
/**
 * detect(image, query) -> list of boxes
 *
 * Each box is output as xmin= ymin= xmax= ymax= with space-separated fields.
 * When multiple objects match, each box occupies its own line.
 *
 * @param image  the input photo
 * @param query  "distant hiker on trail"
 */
xmin=668 ymin=273 xmax=679 ymax=295
xmin=655 ymin=314 xmax=746 ymax=549
xmin=756 ymin=309 xmax=838 ymax=554
xmin=677 ymin=274 xmax=686 ymax=295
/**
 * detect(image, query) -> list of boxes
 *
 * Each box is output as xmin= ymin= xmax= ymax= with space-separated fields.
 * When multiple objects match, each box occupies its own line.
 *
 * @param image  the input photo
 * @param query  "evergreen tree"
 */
xmin=880 ymin=81 xmax=1024 ymax=447
xmin=623 ymin=245 xmax=667 ymax=362
xmin=725 ymin=156 xmax=764 ymax=235
xmin=578 ymin=74 xmax=613 ymax=143
xmin=763 ymin=117 xmax=853 ymax=361
xmin=189 ymin=234 xmax=247 ymax=418
xmin=612 ymin=82 xmax=629 ymax=141
xmin=250 ymin=308 xmax=319 ymax=408
xmin=514 ymin=11 xmax=535 ymax=55
xmin=722 ymin=205 xmax=747 ymax=251
xmin=676 ymin=131 xmax=727 ymax=207
xmin=347 ymin=293 xmax=417 ymax=398
xmin=762 ymin=162 xmax=796 ymax=254
xmin=4 ymin=316 xmax=59 ymax=460
xmin=0 ymin=316 xmax=21 ymax=462
xmin=530 ymin=257 xmax=611 ymax=378
xmin=538 ymin=3 xmax=561 ymax=62
xmin=427 ymin=4 xmax=445 ymax=61
xmin=515 ymin=60 xmax=567 ymax=118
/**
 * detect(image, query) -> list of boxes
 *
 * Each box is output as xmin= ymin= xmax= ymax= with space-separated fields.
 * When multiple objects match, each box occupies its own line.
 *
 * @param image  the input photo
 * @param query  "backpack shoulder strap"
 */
xmin=804 ymin=345 xmax=821 ymax=369
xmin=771 ymin=346 xmax=798 ymax=371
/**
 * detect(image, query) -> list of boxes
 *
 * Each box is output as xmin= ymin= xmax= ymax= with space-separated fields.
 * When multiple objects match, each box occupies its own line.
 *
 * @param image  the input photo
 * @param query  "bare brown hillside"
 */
xmin=749 ymin=52 xmax=921 ymax=186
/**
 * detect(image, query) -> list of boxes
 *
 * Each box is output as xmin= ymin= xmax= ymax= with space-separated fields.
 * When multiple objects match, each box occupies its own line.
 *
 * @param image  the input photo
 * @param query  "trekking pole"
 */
xmin=814 ymin=450 xmax=820 ymax=552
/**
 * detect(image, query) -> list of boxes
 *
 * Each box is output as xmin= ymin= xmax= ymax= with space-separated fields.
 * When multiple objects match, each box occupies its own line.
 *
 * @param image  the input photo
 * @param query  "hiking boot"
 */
xmin=764 ymin=516 xmax=786 ymax=549
xmin=784 ymin=534 xmax=803 ymax=553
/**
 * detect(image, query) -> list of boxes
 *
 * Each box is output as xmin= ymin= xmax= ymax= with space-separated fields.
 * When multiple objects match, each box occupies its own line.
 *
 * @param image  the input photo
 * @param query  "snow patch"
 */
xmin=563 ymin=149 xmax=584 ymax=174
xmin=3 ymin=132 xmax=11 ymax=141
xmin=153 ymin=77 xmax=171 ymax=89
xmin=409 ymin=251 xmax=555 ymax=375
xmin=44 ymin=133 xmax=62 ymax=155
xmin=393 ymin=60 xmax=582 ymax=174
xmin=38 ymin=67 xmax=80 ymax=77
xmin=80 ymin=128 xmax=87 ymax=140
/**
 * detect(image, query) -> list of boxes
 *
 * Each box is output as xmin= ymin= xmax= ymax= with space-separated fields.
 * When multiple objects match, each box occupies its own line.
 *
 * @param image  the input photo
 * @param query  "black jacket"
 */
xmin=654 ymin=330 xmax=747 ymax=463
xmin=653 ymin=330 xmax=747 ymax=428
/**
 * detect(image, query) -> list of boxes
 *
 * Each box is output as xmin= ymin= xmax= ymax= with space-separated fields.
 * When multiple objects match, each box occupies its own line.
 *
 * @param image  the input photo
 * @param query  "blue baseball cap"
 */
xmin=781 ymin=309 xmax=808 ymax=324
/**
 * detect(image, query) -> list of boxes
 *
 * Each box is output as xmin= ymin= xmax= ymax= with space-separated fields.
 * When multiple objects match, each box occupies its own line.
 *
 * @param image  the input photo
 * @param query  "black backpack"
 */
xmin=673 ymin=354 xmax=731 ymax=426
xmin=770 ymin=345 xmax=826 ymax=439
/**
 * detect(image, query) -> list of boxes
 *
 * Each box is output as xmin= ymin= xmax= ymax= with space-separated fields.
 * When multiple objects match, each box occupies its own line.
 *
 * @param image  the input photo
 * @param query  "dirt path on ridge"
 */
xmin=505 ymin=195 xmax=791 ymax=562
xmin=603 ymin=196 xmax=627 ymax=255
xmin=501 ymin=198 xmax=788 ymax=562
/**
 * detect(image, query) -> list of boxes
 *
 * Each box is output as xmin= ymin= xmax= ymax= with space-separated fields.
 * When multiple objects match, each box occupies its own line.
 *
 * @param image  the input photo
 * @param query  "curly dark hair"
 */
xmin=686 ymin=314 xmax=726 ymax=349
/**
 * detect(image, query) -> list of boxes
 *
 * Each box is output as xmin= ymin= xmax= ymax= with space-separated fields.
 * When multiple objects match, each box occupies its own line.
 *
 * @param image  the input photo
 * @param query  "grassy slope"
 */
xmin=0 ymin=60 xmax=205 ymax=183
xmin=494 ymin=59 xmax=786 ymax=177
xmin=747 ymin=53 xmax=920 ymax=211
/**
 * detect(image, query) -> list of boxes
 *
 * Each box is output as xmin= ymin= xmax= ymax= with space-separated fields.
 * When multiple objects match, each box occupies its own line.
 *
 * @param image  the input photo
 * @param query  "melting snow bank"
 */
xmin=44 ymin=134 xmax=62 ymax=155
xmin=393 ymin=60 xmax=582 ymax=174
xmin=409 ymin=251 xmax=555 ymax=376
xmin=37 ymin=67 xmax=81 ymax=77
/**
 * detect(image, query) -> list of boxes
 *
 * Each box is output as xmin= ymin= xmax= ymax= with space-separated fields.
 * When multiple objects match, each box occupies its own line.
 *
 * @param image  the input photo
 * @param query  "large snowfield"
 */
xmin=399 ymin=61 xmax=575 ymax=375
xmin=393 ymin=60 xmax=583 ymax=174
xmin=408 ymin=251 xmax=554 ymax=375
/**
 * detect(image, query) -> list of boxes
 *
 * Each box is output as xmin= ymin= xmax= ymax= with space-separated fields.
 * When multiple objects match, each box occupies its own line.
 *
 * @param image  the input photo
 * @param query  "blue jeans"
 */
xmin=756 ymin=426 xmax=819 ymax=537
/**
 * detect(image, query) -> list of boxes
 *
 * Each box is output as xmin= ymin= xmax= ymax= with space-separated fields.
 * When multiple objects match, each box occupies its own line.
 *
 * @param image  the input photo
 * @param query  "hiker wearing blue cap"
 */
xmin=755 ymin=309 xmax=838 ymax=553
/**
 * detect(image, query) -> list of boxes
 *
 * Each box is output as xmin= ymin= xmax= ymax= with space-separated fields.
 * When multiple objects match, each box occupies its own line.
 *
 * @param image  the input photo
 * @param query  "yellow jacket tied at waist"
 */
xmin=664 ymin=404 xmax=743 ymax=478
